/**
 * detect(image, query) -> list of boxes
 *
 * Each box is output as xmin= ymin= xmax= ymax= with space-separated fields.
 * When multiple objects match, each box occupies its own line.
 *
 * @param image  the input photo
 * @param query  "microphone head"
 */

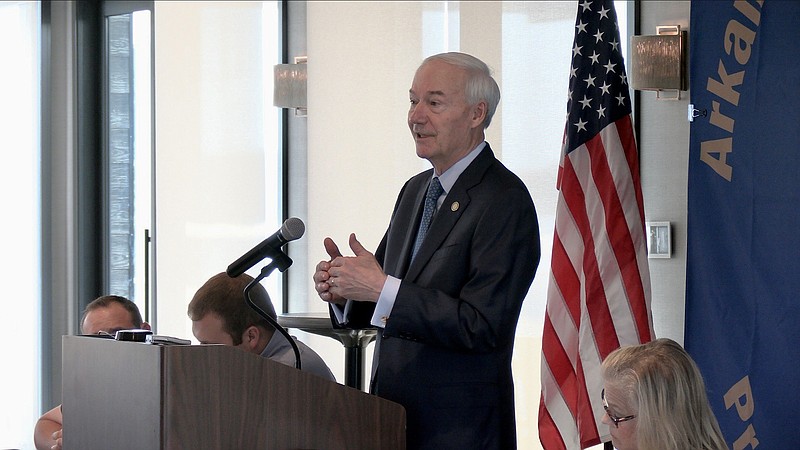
xmin=281 ymin=217 xmax=305 ymax=242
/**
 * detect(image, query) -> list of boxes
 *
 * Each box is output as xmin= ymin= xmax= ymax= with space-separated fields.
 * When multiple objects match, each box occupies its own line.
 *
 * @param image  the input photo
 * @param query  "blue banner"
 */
xmin=687 ymin=1 xmax=800 ymax=448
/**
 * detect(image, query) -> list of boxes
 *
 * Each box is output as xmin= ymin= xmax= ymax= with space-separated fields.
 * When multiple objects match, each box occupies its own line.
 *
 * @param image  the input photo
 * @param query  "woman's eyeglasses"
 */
xmin=601 ymin=388 xmax=636 ymax=428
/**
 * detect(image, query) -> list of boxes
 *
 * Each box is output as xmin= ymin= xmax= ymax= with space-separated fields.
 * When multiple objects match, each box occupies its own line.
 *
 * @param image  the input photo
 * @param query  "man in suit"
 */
xmin=313 ymin=52 xmax=540 ymax=449
xmin=34 ymin=296 xmax=151 ymax=450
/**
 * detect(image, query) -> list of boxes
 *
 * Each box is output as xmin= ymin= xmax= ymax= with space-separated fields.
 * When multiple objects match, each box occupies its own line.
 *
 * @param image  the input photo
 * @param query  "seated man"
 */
xmin=34 ymin=295 xmax=150 ymax=450
xmin=188 ymin=272 xmax=336 ymax=382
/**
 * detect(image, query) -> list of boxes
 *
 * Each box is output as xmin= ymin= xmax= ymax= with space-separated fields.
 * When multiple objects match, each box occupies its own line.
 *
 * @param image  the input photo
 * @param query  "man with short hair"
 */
xmin=34 ymin=295 xmax=150 ymax=450
xmin=313 ymin=52 xmax=540 ymax=449
xmin=188 ymin=272 xmax=335 ymax=381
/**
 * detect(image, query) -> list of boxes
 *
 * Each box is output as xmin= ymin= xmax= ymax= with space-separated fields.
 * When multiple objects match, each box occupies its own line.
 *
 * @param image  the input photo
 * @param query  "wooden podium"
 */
xmin=61 ymin=336 xmax=405 ymax=449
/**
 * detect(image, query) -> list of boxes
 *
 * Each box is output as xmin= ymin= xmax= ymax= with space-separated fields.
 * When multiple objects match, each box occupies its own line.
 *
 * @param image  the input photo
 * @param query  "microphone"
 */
xmin=226 ymin=217 xmax=305 ymax=277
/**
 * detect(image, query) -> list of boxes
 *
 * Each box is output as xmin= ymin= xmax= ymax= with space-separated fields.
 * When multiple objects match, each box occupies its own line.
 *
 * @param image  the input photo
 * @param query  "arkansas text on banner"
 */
xmin=687 ymin=1 xmax=800 ymax=448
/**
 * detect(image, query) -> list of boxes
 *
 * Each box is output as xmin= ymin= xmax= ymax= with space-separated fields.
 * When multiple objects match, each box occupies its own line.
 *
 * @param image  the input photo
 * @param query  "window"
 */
xmin=0 ymin=1 xmax=41 ymax=447
xmin=152 ymin=1 xmax=283 ymax=338
xmin=105 ymin=6 xmax=154 ymax=320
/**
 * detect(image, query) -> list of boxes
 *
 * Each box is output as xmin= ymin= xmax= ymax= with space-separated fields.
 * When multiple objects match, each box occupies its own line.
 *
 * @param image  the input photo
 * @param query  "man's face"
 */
xmin=408 ymin=59 xmax=483 ymax=173
xmin=82 ymin=303 xmax=139 ymax=335
xmin=191 ymin=312 xmax=237 ymax=346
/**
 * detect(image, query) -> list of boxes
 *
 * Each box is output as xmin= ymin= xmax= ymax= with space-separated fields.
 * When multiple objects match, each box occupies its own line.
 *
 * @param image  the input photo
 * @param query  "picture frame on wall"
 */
xmin=646 ymin=221 xmax=671 ymax=258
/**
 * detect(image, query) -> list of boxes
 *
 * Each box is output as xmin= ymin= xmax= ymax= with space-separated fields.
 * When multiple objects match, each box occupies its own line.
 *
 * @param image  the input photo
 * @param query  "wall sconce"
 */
xmin=630 ymin=25 xmax=686 ymax=100
xmin=274 ymin=56 xmax=307 ymax=116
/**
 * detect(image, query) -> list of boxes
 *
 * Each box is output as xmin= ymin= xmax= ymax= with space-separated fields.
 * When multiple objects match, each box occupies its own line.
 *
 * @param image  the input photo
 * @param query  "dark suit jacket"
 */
xmin=341 ymin=145 xmax=540 ymax=449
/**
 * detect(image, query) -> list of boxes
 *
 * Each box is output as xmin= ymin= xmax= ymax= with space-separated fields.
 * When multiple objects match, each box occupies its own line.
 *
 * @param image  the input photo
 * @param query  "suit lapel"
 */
xmin=387 ymin=171 xmax=432 ymax=278
xmin=404 ymin=146 xmax=496 ymax=280
xmin=406 ymin=181 xmax=429 ymax=270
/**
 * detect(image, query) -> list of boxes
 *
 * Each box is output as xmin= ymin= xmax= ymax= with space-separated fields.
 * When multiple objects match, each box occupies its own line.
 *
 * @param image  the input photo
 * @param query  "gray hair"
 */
xmin=419 ymin=52 xmax=501 ymax=129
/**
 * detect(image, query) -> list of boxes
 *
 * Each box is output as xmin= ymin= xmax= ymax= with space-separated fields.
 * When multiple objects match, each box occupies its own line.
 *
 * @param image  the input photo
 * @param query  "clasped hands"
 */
xmin=314 ymin=233 xmax=386 ymax=305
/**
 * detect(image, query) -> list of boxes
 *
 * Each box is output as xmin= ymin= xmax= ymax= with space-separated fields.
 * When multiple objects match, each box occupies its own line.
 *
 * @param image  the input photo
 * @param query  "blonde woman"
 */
xmin=601 ymin=338 xmax=729 ymax=450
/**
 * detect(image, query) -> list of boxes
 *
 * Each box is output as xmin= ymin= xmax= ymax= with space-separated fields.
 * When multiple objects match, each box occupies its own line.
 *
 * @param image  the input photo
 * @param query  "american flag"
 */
xmin=538 ymin=1 xmax=654 ymax=448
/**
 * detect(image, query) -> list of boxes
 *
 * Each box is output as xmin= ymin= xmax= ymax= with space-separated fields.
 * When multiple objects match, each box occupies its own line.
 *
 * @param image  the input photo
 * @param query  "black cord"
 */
xmin=243 ymin=255 xmax=301 ymax=370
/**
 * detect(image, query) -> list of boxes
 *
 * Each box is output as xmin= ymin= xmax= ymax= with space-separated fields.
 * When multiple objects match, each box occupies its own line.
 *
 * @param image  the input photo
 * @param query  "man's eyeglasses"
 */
xmin=601 ymin=388 xmax=636 ymax=428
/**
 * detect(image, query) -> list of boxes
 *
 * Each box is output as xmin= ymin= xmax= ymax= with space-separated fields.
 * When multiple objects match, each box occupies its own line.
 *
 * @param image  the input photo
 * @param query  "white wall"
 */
xmin=306 ymin=3 xmax=430 ymax=261
xmin=153 ymin=2 xmax=281 ymax=339
xmin=638 ymin=0 xmax=691 ymax=343
xmin=1 ymin=2 xmax=42 ymax=447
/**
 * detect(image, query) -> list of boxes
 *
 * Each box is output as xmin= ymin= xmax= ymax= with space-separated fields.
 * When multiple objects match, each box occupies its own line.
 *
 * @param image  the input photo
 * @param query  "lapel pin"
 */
xmin=451 ymin=202 xmax=459 ymax=212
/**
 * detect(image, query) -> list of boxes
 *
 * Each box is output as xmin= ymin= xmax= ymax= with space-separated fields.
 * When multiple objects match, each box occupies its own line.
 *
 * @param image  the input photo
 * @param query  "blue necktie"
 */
xmin=412 ymin=177 xmax=443 ymax=260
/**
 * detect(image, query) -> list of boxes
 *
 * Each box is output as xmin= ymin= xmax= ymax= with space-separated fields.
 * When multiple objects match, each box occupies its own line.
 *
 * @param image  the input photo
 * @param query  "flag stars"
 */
xmin=564 ymin=2 xmax=633 ymax=148
xmin=575 ymin=118 xmax=588 ymax=132
xmin=572 ymin=43 xmax=583 ymax=58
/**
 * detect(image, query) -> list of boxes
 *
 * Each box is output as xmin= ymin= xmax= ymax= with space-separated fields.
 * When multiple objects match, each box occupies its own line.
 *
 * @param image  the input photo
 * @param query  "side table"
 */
xmin=278 ymin=312 xmax=377 ymax=391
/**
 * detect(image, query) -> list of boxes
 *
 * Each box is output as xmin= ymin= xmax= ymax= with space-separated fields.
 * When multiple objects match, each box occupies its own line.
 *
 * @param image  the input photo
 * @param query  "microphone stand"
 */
xmin=243 ymin=251 xmax=301 ymax=370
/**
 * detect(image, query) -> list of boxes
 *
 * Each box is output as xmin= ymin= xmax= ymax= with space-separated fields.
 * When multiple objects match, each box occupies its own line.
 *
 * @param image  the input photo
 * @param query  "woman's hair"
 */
xmin=602 ymin=338 xmax=729 ymax=450
xmin=420 ymin=52 xmax=501 ymax=129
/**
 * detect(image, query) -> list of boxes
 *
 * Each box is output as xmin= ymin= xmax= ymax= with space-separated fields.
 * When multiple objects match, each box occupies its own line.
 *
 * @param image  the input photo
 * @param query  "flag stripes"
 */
xmin=539 ymin=1 xmax=653 ymax=447
xmin=541 ymin=118 xmax=652 ymax=448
